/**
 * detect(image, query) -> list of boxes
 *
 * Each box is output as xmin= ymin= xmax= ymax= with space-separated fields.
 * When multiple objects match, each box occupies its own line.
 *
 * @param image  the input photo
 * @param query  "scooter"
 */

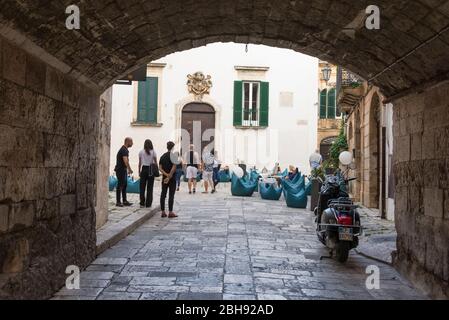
xmin=314 ymin=174 xmax=362 ymax=263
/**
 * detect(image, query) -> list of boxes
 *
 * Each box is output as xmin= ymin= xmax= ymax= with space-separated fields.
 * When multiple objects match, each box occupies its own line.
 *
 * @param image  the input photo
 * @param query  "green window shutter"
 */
xmin=327 ymin=88 xmax=336 ymax=119
xmin=319 ymin=89 xmax=327 ymax=119
xmin=137 ymin=77 xmax=158 ymax=123
xmin=147 ymin=77 xmax=158 ymax=123
xmin=233 ymin=81 xmax=243 ymax=126
xmin=259 ymin=81 xmax=269 ymax=127
xmin=137 ymin=80 xmax=148 ymax=122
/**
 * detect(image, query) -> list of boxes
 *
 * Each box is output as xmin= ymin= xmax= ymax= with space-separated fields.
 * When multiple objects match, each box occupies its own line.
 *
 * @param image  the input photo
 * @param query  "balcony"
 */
xmin=337 ymin=68 xmax=365 ymax=114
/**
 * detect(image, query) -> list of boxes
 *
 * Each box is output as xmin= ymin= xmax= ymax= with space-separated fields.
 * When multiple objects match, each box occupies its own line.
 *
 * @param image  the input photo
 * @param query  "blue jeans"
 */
xmin=175 ymin=168 xmax=183 ymax=188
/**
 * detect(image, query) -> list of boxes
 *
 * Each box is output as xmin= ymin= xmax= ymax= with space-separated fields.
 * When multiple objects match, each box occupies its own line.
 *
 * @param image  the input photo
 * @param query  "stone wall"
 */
xmin=95 ymin=89 xmax=112 ymax=230
xmin=393 ymin=81 xmax=449 ymax=299
xmin=0 ymin=37 xmax=100 ymax=299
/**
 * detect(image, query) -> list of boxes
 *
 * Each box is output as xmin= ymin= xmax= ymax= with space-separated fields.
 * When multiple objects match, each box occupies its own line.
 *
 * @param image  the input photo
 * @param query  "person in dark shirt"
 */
xmin=114 ymin=137 xmax=134 ymax=207
xmin=159 ymin=141 xmax=177 ymax=218
xmin=173 ymin=151 xmax=184 ymax=192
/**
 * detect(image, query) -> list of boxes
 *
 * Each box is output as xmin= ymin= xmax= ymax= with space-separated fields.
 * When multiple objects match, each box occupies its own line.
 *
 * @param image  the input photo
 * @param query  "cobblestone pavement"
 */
xmin=53 ymin=185 xmax=426 ymax=300
xmin=356 ymin=207 xmax=397 ymax=264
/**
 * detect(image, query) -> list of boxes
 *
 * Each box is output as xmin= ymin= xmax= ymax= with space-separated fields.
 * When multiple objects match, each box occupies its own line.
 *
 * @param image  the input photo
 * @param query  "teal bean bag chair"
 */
xmin=281 ymin=175 xmax=305 ymax=193
xmin=250 ymin=170 xmax=262 ymax=182
xmin=218 ymin=170 xmax=231 ymax=183
xmin=127 ymin=177 xmax=140 ymax=194
xmin=259 ymin=183 xmax=283 ymax=200
xmin=283 ymin=188 xmax=308 ymax=209
xmin=287 ymin=172 xmax=301 ymax=184
xmin=231 ymin=174 xmax=257 ymax=197
xmin=109 ymin=176 xmax=118 ymax=191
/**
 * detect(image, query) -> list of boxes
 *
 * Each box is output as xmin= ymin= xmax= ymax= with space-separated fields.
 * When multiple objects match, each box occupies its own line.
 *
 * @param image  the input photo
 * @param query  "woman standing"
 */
xmin=174 ymin=151 xmax=184 ymax=192
xmin=159 ymin=141 xmax=178 ymax=218
xmin=138 ymin=139 xmax=157 ymax=208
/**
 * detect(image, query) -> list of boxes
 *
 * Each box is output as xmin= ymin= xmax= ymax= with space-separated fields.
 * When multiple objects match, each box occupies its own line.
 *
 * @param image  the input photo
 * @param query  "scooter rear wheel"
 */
xmin=335 ymin=241 xmax=350 ymax=263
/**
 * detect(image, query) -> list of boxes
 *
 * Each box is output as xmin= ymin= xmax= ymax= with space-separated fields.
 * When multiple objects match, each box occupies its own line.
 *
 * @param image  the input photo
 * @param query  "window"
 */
xmin=233 ymin=81 xmax=269 ymax=127
xmin=319 ymin=88 xmax=338 ymax=119
xmin=137 ymin=77 xmax=158 ymax=124
xmin=243 ymin=82 xmax=259 ymax=126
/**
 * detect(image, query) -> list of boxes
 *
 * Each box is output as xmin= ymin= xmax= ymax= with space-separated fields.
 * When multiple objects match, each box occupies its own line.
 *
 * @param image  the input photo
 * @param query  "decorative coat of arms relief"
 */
xmin=187 ymin=71 xmax=212 ymax=101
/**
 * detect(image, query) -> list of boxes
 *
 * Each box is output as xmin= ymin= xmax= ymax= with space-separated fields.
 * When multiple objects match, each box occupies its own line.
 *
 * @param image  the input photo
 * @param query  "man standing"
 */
xmin=159 ymin=141 xmax=178 ymax=218
xmin=309 ymin=149 xmax=323 ymax=170
xmin=183 ymin=144 xmax=201 ymax=194
xmin=115 ymin=137 xmax=134 ymax=207
xmin=212 ymin=150 xmax=221 ymax=193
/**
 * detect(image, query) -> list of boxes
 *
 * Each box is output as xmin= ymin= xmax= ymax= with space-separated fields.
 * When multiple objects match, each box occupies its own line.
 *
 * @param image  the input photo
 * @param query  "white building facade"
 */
xmin=110 ymin=43 xmax=318 ymax=174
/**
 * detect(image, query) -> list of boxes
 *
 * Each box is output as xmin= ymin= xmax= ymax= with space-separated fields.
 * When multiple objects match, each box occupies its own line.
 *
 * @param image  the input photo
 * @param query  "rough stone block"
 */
xmin=44 ymin=134 xmax=79 ymax=168
xmin=44 ymin=168 xmax=76 ymax=199
xmin=35 ymin=95 xmax=56 ymax=132
xmin=9 ymin=201 xmax=35 ymax=231
xmin=36 ymin=198 xmax=58 ymax=221
xmin=45 ymin=66 xmax=63 ymax=101
xmin=424 ymin=159 xmax=445 ymax=188
xmin=2 ymin=41 xmax=26 ymax=86
xmin=26 ymin=54 xmax=46 ymax=94
xmin=60 ymin=194 xmax=76 ymax=216
xmin=424 ymin=188 xmax=444 ymax=218
xmin=0 ymin=205 xmax=8 ymax=233
xmin=0 ymin=81 xmax=37 ymax=129
xmin=1 ymin=238 xmax=29 ymax=273
xmin=408 ymin=113 xmax=424 ymax=134
xmin=0 ymin=125 xmax=44 ymax=168
xmin=422 ymin=129 xmax=436 ymax=160
xmin=62 ymin=76 xmax=80 ymax=108
xmin=435 ymin=126 xmax=449 ymax=159
xmin=54 ymin=104 xmax=79 ymax=138
xmin=395 ymin=135 xmax=410 ymax=163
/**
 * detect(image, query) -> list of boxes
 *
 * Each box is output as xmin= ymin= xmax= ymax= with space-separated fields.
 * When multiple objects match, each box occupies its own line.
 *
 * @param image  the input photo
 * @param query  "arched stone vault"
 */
xmin=1 ymin=0 xmax=449 ymax=97
xmin=1 ymin=0 xmax=449 ymax=299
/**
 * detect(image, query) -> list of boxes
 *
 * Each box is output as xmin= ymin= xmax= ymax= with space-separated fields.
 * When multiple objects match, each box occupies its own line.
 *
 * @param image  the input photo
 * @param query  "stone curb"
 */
xmin=96 ymin=206 xmax=160 ymax=256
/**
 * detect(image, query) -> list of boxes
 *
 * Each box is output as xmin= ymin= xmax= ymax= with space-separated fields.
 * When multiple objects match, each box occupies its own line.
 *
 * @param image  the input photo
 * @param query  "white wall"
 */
xmin=110 ymin=43 xmax=318 ymax=176
xmin=385 ymin=103 xmax=395 ymax=221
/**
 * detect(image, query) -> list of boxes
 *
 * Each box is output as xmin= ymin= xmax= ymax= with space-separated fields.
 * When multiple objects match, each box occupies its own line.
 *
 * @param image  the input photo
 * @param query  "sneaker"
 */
xmin=211 ymin=190 xmax=216 ymax=194
xmin=193 ymin=189 xmax=196 ymax=194
xmin=116 ymin=203 xmax=124 ymax=207
xmin=123 ymin=201 xmax=132 ymax=207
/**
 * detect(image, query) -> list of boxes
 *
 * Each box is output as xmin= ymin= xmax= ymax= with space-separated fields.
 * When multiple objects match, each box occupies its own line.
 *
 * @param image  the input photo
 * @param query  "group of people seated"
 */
xmin=269 ymin=163 xmax=300 ymax=186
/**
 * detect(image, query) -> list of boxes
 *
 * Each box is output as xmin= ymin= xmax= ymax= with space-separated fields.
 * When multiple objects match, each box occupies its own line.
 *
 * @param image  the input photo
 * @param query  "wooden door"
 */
xmin=181 ymin=103 xmax=215 ymax=155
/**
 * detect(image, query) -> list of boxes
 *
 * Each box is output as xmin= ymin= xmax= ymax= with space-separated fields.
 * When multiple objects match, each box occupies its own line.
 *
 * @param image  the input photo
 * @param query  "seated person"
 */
xmin=286 ymin=165 xmax=299 ymax=180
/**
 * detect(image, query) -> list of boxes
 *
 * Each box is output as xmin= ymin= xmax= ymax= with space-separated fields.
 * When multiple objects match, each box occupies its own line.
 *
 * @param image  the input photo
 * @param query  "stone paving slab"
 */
xmin=96 ymin=193 xmax=161 ymax=255
xmin=53 ymin=184 xmax=427 ymax=300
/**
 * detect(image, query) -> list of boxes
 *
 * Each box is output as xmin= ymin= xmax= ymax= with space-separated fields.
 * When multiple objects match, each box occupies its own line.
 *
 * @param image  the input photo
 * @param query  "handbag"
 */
xmin=149 ymin=155 xmax=160 ymax=177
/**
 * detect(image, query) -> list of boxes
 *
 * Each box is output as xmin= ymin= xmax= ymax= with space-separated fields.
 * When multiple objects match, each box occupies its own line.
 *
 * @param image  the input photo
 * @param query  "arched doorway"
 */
xmin=181 ymin=103 xmax=215 ymax=155
xmin=320 ymin=136 xmax=337 ymax=163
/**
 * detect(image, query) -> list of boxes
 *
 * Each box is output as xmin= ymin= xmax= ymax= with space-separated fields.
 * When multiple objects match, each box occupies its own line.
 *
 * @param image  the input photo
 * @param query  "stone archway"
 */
xmin=0 ymin=0 xmax=449 ymax=299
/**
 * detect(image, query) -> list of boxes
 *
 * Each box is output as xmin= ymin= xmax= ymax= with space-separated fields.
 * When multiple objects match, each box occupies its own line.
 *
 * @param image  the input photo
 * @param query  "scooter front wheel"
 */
xmin=335 ymin=241 xmax=350 ymax=263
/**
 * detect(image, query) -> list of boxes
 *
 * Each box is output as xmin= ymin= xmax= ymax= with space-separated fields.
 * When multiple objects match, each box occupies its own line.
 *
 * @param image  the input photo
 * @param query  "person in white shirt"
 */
xmin=138 ymin=139 xmax=158 ymax=208
xmin=183 ymin=144 xmax=201 ymax=194
xmin=309 ymin=149 xmax=323 ymax=170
